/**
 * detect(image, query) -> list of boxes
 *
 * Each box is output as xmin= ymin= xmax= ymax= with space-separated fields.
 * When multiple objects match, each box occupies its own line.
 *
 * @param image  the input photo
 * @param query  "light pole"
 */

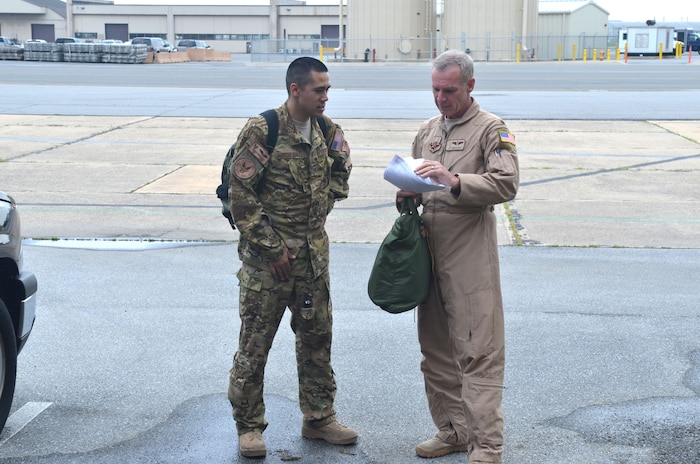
xmin=66 ymin=0 xmax=74 ymax=38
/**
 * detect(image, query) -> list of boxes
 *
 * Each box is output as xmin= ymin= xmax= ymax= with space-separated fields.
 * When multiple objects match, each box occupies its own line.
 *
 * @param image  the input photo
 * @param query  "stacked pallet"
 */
xmin=23 ymin=42 xmax=63 ymax=61
xmin=101 ymin=44 xmax=148 ymax=64
xmin=0 ymin=45 xmax=23 ymax=60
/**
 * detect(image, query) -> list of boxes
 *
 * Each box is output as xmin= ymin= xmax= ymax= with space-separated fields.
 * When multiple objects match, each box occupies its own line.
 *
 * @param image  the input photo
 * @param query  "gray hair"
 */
xmin=433 ymin=50 xmax=474 ymax=86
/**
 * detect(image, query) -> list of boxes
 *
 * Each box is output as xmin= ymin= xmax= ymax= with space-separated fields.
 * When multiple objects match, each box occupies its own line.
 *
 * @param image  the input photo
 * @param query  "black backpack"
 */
xmin=216 ymin=109 xmax=327 ymax=229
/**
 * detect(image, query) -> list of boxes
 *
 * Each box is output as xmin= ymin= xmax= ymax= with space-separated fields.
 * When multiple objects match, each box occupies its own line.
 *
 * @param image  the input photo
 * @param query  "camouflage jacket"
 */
xmin=228 ymin=104 xmax=351 ymax=277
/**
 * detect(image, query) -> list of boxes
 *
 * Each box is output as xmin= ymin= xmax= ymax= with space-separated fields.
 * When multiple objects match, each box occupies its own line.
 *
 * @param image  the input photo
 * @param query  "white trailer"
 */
xmin=618 ymin=26 xmax=675 ymax=55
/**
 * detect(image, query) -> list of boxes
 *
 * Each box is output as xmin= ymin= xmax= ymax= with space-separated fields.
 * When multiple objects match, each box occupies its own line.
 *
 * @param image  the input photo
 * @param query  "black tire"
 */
xmin=0 ymin=299 xmax=18 ymax=433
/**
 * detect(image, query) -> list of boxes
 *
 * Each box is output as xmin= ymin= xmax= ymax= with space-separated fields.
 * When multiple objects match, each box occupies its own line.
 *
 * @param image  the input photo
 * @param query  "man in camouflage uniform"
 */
xmin=227 ymin=57 xmax=356 ymax=458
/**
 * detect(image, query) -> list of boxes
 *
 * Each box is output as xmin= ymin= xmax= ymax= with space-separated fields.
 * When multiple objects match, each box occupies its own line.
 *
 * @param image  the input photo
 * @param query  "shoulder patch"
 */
xmin=233 ymin=157 xmax=257 ymax=180
xmin=498 ymin=130 xmax=516 ymax=146
xmin=331 ymin=132 xmax=344 ymax=151
xmin=249 ymin=142 xmax=270 ymax=165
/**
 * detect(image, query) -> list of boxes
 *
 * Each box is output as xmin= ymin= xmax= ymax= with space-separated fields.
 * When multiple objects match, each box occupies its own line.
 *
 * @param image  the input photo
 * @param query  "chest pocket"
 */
xmin=269 ymin=151 xmax=309 ymax=189
xmin=444 ymin=139 xmax=483 ymax=174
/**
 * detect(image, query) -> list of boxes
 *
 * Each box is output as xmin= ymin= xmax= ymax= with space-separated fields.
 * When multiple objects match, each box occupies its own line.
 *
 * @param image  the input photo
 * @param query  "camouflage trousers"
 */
xmin=228 ymin=258 xmax=337 ymax=435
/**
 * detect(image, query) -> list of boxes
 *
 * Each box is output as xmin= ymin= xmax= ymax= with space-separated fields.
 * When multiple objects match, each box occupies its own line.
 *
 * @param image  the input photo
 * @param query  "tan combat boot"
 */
xmin=238 ymin=430 xmax=266 ymax=458
xmin=301 ymin=420 xmax=358 ymax=445
xmin=415 ymin=435 xmax=469 ymax=458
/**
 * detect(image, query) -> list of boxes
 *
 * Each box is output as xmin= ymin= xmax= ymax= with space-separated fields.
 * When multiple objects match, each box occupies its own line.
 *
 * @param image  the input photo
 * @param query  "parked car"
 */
xmin=55 ymin=37 xmax=84 ymax=44
xmin=0 ymin=192 xmax=37 ymax=433
xmin=0 ymin=36 xmax=20 ymax=47
xmin=177 ymin=39 xmax=210 ymax=49
xmin=163 ymin=41 xmax=177 ymax=52
xmin=130 ymin=37 xmax=169 ymax=53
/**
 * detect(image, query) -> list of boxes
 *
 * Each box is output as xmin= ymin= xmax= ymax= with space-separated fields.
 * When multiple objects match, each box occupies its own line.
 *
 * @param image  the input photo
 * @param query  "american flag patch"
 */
xmin=331 ymin=132 xmax=343 ymax=150
xmin=499 ymin=131 xmax=515 ymax=144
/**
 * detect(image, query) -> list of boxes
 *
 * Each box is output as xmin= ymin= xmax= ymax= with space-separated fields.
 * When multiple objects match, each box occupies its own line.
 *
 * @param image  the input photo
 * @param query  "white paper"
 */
xmin=383 ymin=155 xmax=450 ymax=193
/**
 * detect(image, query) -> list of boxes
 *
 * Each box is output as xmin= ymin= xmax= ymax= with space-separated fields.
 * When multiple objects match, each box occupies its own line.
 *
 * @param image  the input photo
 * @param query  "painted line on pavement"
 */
xmin=0 ymin=402 xmax=53 ymax=445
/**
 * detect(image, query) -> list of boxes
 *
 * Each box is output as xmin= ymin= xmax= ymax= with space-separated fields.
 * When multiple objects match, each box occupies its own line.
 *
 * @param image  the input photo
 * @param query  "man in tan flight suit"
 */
xmin=397 ymin=50 xmax=519 ymax=463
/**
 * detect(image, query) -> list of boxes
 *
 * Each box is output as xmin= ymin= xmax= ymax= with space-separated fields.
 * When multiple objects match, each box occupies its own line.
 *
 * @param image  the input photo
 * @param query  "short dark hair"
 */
xmin=286 ymin=57 xmax=328 ymax=94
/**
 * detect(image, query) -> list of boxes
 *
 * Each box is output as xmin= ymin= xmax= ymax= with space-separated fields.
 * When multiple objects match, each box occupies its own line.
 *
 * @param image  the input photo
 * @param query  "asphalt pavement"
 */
xmin=0 ymin=58 xmax=699 ymax=463
xmin=4 ymin=243 xmax=700 ymax=464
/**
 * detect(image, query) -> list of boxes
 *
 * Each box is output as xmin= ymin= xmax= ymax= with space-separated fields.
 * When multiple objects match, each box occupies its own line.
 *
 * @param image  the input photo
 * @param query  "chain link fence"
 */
xmin=251 ymin=34 xmax=619 ymax=63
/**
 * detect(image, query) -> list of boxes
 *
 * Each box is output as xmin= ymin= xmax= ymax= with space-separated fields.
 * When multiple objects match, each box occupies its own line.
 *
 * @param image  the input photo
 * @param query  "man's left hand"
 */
xmin=415 ymin=161 xmax=459 ymax=190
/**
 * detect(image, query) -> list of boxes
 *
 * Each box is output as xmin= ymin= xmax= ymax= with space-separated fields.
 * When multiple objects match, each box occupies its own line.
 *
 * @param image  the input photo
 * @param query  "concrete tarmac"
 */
xmin=1 ymin=114 xmax=699 ymax=247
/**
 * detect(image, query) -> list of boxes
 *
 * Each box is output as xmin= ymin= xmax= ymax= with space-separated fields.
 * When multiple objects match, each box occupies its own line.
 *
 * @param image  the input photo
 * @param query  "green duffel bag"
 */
xmin=367 ymin=197 xmax=432 ymax=314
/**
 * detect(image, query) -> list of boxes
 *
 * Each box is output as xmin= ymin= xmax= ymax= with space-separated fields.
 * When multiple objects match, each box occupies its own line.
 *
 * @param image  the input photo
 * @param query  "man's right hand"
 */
xmin=396 ymin=190 xmax=422 ymax=210
xmin=269 ymin=248 xmax=296 ymax=281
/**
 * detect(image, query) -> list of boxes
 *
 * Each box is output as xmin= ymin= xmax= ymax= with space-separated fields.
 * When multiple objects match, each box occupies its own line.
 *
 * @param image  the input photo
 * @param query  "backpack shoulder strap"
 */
xmin=260 ymin=109 xmax=279 ymax=153
xmin=316 ymin=116 xmax=328 ymax=139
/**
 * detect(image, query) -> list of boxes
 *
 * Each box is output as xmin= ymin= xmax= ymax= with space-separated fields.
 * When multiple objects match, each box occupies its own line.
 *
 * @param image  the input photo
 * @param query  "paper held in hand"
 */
xmin=383 ymin=155 xmax=451 ymax=193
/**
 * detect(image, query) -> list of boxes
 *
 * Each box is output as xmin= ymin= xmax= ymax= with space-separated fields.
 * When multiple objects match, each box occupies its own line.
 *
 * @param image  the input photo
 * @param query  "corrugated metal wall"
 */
xmin=347 ymin=0 xmax=428 ymax=59
xmin=347 ymin=0 xmax=534 ymax=61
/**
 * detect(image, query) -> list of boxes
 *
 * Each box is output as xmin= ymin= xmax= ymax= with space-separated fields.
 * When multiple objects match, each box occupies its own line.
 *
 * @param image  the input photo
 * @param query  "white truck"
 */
xmin=0 ymin=36 xmax=17 ymax=47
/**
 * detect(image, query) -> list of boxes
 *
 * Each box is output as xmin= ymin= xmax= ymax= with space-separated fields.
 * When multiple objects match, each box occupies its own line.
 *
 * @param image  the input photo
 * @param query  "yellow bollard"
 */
xmin=593 ymin=48 xmax=597 ymax=61
xmin=320 ymin=46 xmax=324 ymax=61
xmin=516 ymin=43 xmax=521 ymax=63
xmin=558 ymin=43 xmax=562 ymax=61
xmin=572 ymin=44 xmax=577 ymax=61
xmin=583 ymin=49 xmax=587 ymax=61
xmin=659 ymin=42 xmax=663 ymax=60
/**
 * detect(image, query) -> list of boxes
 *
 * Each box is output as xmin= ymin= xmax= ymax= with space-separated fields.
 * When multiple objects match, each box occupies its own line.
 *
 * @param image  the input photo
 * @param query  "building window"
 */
xmin=129 ymin=33 xmax=167 ymax=39
xmin=174 ymin=33 xmax=270 ymax=41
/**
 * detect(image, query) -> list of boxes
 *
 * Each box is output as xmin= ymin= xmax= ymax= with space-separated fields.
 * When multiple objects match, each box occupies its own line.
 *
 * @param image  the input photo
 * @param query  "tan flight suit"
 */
xmin=227 ymin=104 xmax=351 ymax=435
xmin=412 ymin=98 xmax=519 ymax=463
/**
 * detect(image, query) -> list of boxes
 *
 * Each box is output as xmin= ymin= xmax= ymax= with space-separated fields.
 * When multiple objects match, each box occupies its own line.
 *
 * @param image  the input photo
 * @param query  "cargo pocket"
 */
xmin=487 ymin=148 xmax=516 ymax=176
xmin=229 ymin=351 xmax=252 ymax=405
xmin=237 ymin=266 xmax=263 ymax=314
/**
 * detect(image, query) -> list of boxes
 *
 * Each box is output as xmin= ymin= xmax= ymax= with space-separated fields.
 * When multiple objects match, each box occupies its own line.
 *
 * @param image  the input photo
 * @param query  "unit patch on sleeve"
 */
xmin=233 ymin=157 xmax=257 ymax=180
